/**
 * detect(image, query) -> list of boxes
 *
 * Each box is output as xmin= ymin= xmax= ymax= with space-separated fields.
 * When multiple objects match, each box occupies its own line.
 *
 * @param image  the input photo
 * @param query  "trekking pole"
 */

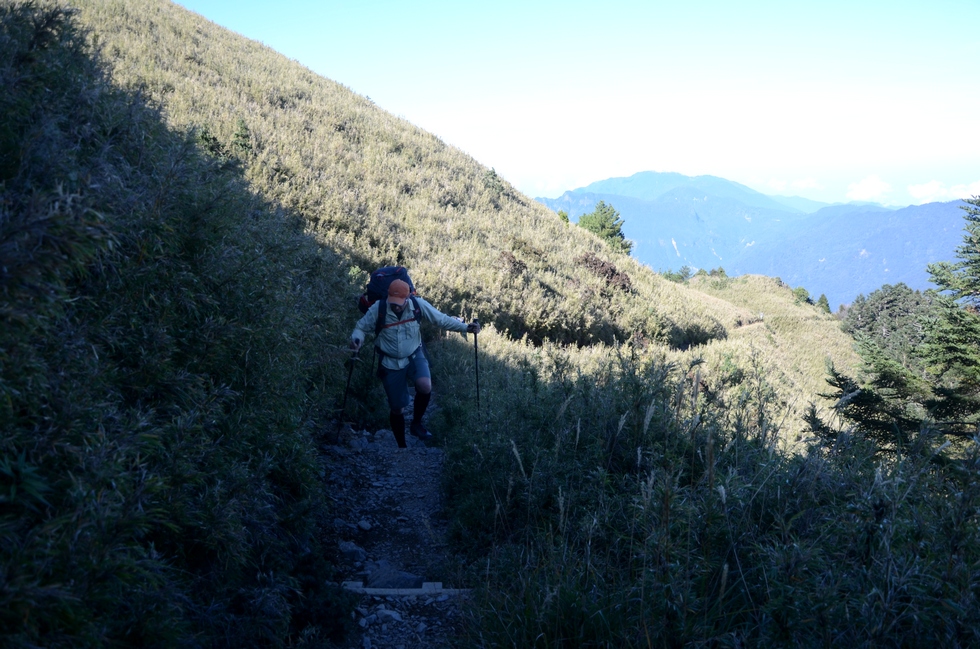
xmin=473 ymin=319 xmax=480 ymax=414
xmin=340 ymin=348 xmax=360 ymax=420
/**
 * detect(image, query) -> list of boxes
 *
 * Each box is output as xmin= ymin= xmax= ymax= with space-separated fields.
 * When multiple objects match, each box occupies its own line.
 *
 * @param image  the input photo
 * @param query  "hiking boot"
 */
xmin=410 ymin=421 xmax=432 ymax=441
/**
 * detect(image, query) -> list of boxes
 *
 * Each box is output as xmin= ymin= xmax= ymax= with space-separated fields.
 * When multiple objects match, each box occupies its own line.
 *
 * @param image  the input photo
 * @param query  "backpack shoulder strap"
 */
xmin=375 ymin=297 xmax=422 ymax=338
xmin=374 ymin=298 xmax=387 ymax=336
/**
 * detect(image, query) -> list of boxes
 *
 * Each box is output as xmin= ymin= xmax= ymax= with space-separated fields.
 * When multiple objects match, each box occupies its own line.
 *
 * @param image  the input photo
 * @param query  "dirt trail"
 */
xmin=323 ymin=419 xmax=468 ymax=649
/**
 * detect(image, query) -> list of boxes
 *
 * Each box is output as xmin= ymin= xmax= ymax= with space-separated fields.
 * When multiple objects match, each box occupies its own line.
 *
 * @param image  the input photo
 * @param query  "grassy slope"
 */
xmin=71 ymin=0 xmax=857 ymax=436
xmin=9 ymin=3 xmax=980 ymax=647
xmin=2 ymin=4 xmax=360 ymax=645
xmin=686 ymin=273 xmax=859 ymax=441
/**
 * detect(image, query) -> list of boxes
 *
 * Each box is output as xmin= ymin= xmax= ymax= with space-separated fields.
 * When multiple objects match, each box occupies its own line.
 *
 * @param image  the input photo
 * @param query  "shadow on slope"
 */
xmin=0 ymin=5 xmax=377 ymax=645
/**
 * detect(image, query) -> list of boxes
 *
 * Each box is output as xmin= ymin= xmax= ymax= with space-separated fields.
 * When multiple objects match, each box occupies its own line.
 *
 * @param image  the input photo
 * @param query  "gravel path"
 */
xmin=324 ymin=420 xmax=468 ymax=649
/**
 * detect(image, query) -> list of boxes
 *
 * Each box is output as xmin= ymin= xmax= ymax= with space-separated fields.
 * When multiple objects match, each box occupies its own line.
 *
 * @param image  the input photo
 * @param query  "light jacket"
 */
xmin=351 ymin=297 xmax=469 ymax=370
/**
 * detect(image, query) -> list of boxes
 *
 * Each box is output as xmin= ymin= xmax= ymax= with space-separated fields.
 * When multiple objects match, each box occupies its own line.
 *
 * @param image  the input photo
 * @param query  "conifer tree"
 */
xmin=811 ymin=199 xmax=980 ymax=447
xmin=922 ymin=197 xmax=980 ymax=432
xmin=927 ymin=197 xmax=980 ymax=305
xmin=816 ymin=294 xmax=831 ymax=313
xmin=578 ymin=200 xmax=632 ymax=255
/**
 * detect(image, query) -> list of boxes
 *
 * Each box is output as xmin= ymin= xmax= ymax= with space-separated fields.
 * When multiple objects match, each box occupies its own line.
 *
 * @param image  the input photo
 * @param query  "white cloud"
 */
xmin=952 ymin=180 xmax=980 ymax=198
xmin=768 ymin=178 xmax=787 ymax=192
xmin=847 ymin=175 xmax=891 ymax=201
xmin=908 ymin=180 xmax=946 ymax=202
xmin=791 ymin=177 xmax=822 ymax=189
xmin=908 ymin=179 xmax=980 ymax=204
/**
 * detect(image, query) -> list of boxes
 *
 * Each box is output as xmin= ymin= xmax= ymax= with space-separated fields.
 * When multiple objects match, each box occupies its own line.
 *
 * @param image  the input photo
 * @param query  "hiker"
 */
xmin=349 ymin=278 xmax=480 ymax=448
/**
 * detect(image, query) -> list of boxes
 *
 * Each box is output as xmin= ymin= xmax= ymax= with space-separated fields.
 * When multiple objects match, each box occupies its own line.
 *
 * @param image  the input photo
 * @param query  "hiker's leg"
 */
xmin=413 ymin=387 xmax=431 ymax=425
xmin=381 ymin=366 xmax=410 ymax=448
xmin=389 ymin=410 xmax=406 ymax=448
xmin=407 ymin=347 xmax=432 ymax=424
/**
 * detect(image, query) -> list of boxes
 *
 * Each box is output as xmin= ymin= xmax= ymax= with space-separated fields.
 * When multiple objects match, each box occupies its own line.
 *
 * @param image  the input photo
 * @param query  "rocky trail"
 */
xmin=323 ymin=414 xmax=470 ymax=649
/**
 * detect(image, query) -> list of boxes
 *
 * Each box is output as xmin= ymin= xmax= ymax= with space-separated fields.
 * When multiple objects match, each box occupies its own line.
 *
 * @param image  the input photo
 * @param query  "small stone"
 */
xmin=416 ymin=622 xmax=428 ymax=633
xmin=339 ymin=541 xmax=367 ymax=562
xmin=358 ymin=618 xmax=368 ymax=628
xmin=436 ymin=594 xmax=450 ymax=602
xmin=424 ymin=597 xmax=434 ymax=606
xmin=364 ymin=560 xmax=423 ymax=589
xmin=378 ymin=609 xmax=402 ymax=622
xmin=358 ymin=520 xmax=372 ymax=531
xmin=362 ymin=637 xmax=372 ymax=649
xmin=356 ymin=607 xmax=368 ymax=617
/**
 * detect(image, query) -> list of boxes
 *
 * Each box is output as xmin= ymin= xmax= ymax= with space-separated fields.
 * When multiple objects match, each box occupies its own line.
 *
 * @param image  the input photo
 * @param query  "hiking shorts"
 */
xmin=380 ymin=346 xmax=430 ymax=411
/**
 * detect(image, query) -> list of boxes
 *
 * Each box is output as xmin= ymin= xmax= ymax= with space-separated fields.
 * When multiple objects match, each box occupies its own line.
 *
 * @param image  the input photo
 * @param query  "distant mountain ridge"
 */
xmin=577 ymin=171 xmax=802 ymax=212
xmin=537 ymin=171 xmax=966 ymax=308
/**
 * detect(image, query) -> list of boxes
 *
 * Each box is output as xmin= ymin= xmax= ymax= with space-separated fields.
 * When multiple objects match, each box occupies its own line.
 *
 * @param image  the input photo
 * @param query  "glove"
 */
xmin=466 ymin=322 xmax=481 ymax=334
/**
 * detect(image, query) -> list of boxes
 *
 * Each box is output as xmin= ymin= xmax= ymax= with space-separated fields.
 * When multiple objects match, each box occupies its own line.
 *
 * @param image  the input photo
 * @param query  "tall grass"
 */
xmin=436 ymin=330 xmax=980 ymax=647
xmin=1 ymin=4 xmax=360 ymax=645
xmin=2 ymin=1 xmax=904 ymax=646
xmin=68 ymin=0 xmax=859 ymax=438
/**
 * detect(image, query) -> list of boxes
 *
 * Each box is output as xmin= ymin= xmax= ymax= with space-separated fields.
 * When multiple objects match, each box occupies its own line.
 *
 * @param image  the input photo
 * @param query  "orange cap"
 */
xmin=387 ymin=279 xmax=410 ymax=306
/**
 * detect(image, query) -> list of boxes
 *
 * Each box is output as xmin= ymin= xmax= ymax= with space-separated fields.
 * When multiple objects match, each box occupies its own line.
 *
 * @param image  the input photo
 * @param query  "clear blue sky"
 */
xmin=176 ymin=0 xmax=979 ymax=206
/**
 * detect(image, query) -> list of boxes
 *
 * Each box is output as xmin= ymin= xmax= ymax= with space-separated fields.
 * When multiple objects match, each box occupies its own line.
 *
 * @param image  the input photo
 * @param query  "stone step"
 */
xmin=341 ymin=581 xmax=470 ymax=596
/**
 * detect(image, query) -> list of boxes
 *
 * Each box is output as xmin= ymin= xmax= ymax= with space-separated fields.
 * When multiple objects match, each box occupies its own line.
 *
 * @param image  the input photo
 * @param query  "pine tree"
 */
xmin=811 ymin=200 xmax=980 ymax=448
xmin=922 ymin=197 xmax=980 ymax=433
xmin=927 ymin=197 xmax=980 ymax=306
xmin=920 ymin=296 xmax=980 ymax=431
xmin=578 ymin=201 xmax=632 ymax=255
xmin=816 ymin=294 xmax=831 ymax=313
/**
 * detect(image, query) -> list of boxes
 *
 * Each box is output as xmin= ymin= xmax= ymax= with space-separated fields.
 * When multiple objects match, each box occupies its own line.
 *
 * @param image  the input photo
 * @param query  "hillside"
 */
xmin=27 ymin=2 xmax=980 ymax=647
xmin=69 ymin=0 xmax=857 ymax=433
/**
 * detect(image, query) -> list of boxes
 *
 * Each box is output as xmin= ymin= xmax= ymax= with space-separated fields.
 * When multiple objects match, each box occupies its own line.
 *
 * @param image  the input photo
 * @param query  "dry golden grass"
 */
xmin=69 ymin=0 xmax=859 ymax=436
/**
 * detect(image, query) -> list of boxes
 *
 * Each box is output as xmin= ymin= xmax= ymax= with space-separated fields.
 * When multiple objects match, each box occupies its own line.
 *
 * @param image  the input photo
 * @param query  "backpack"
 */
xmin=358 ymin=266 xmax=415 ymax=314
xmin=357 ymin=266 xmax=423 ymax=335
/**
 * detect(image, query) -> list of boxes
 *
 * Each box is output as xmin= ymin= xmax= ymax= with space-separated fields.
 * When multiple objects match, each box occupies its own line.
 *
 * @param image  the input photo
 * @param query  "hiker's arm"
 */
xmin=350 ymin=303 xmax=378 ymax=349
xmin=416 ymin=298 xmax=469 ymax=334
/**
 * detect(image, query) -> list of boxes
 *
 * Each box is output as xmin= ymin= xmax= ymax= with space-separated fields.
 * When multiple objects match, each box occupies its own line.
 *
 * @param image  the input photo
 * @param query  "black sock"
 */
xmin=390 ymin=412 xmax=406 ymax=448
xmin=413 ymin=391 xmax=431 ymax=425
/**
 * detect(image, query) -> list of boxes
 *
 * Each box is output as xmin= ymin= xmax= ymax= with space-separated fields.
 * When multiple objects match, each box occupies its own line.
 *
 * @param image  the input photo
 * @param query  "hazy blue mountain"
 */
xmin=805 ymin=203 xmax=894 ymax=219
xmin=730 ymin=200 xmax=968 ymax=310
xmin=576 ymin=170 xmax=801 ymax=213
xmin=539 ymin=185 xmax=811 ymax=272
xmin=536 ymin=171 xmax=967 ymax=307
xmin=767 ymin=195 xmax=831 ymax=213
